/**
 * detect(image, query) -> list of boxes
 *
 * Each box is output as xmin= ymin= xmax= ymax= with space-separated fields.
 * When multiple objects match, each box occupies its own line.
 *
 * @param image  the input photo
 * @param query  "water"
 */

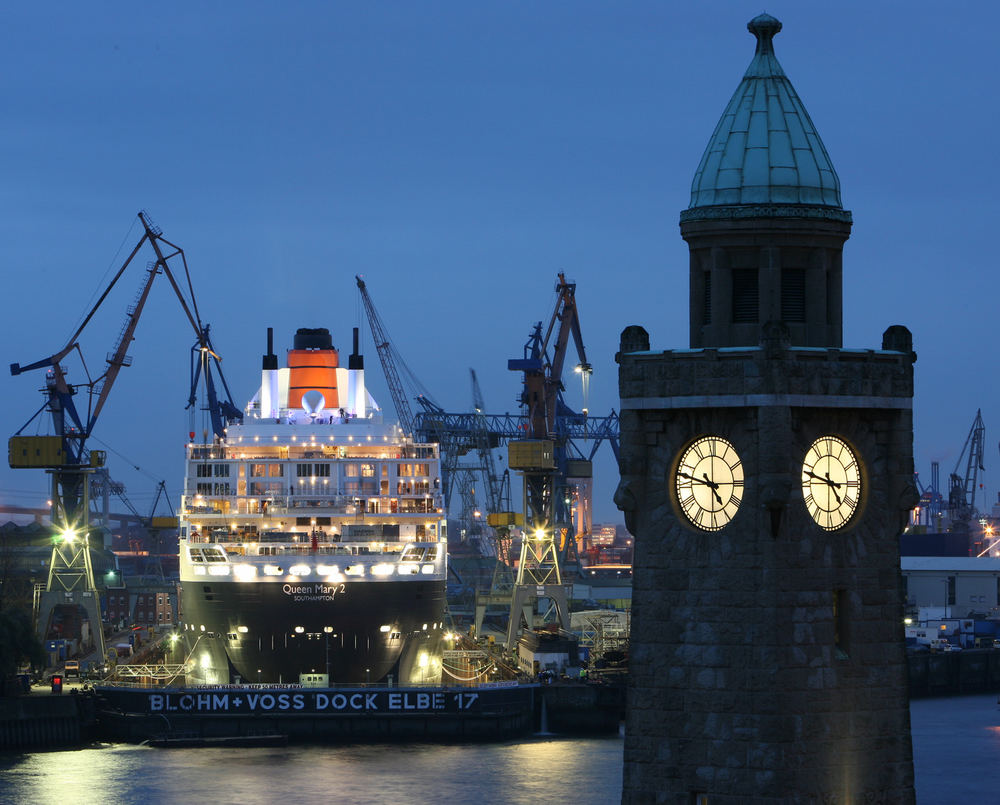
xmin=0 ymin=737 xmax=624 ymax=805
xmin=2 ymin=695 xmax=997 ymax=804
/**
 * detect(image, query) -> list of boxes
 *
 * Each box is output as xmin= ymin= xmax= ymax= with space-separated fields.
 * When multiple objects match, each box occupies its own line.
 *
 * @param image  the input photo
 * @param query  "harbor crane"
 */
xmin=356 ymin=275 xmax=424 ymax=437
xmin=353 ymin=273 xmax=619 ymax=645
xmin=9 ymin=211 xmax=239 ymax=656
xmin=912 ymin=461 xmax=944 ymax=530
xmin=948 ymin=409 xmax=985 ymax=524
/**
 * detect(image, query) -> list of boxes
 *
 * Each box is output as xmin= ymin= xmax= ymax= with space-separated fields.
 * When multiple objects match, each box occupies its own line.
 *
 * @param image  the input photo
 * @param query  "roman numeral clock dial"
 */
xmin=802 ymin=436 xmax=862 ymax=530
xmin=674 ymin=436 xmax=744 ymax=531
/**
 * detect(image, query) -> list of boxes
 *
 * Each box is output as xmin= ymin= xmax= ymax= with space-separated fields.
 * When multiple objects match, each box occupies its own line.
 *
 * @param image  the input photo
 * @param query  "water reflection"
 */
xmin=0 ymin=738 xmax=624 ymax=805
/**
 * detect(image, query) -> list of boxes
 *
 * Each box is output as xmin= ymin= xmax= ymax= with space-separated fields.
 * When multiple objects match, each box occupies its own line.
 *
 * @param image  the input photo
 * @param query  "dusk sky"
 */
xmin=2 ymin=3 xmax=998 ymax=524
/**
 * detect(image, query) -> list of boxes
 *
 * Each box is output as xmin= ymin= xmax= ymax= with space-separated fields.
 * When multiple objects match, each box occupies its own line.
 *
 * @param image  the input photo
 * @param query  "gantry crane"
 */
xmin=912 ymin=461 xmax=944 ymax=529
xmin=356 ymin=275 xmax=422 ymax=437
xmin=948 ymin=409 xmax=985 ymax=524
xmin=502 ymin=272 xmax=599 ymax=645
xmin=9 ymin=211 xmax=239 ymax=656
xmin=354 ymin=273 xmax=618 ymax=645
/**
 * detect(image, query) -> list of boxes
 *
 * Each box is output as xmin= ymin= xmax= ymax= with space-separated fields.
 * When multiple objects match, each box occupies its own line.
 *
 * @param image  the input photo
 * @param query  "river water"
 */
xmin=0 ymin=695 xmax=996 ymax=804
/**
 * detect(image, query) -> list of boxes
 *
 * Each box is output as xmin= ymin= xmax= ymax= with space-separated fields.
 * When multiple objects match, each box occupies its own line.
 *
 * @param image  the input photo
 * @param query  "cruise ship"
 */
xmin=178 ymin=327 xmax=447 ymax=685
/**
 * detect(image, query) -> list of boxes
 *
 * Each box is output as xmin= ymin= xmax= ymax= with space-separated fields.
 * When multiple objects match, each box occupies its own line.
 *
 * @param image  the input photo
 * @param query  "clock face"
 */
xmin=675 ymin=436 xmax=744 ymax=531
xmin=802 ymin=436 xmax=862 ymax=530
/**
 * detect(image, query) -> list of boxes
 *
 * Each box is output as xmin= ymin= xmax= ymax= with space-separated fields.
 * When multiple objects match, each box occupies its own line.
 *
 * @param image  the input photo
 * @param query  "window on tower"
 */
xmin=833 ymin=589 xmax=849 ymax=659
xmin=781 ymin=268 xmax=806 ymax=322
xmin=731 ymin=269 xmax=758 ymax=323
xmin=703 ymin=271 xmax=712 ymax=324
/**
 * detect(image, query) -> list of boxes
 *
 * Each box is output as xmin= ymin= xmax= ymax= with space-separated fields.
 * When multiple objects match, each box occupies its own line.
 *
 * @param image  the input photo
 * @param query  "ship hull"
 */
xmin=182 ymin=577 xmax=446 ymax=684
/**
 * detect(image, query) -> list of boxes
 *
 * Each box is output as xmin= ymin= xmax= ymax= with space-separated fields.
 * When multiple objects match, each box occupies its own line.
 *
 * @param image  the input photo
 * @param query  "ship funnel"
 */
xmin=349 ymin=327 xmax=364 ymax=370
xmin=262 ymin=327 xmax=278 ymax=370
xmin=288 ymin=328 xmax=340 ymax=411
xmin=261 ymin=326 xmax=280 ymax=420
xmin=348 ymin=326 xmax=366 ymax=418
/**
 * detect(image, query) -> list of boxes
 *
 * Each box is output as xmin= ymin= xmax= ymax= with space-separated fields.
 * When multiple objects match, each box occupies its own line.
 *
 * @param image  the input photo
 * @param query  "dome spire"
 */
xmin=743 ymin=13 xmax=785 ymax=78
xmin=748 ymin=13 xmax=781 ymax=56
xmin=683 ymin=14 xmax=850 ymax=221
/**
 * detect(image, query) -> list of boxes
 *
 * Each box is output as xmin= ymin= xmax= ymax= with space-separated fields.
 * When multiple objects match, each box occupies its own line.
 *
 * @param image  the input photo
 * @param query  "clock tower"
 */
xmin=617 ymin=15 xmax=917 ymax=802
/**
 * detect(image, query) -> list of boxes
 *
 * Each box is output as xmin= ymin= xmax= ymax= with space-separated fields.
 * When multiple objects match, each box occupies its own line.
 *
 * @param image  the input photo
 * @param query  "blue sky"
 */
xmin=2 ymin=2 xmax=998 ymax=524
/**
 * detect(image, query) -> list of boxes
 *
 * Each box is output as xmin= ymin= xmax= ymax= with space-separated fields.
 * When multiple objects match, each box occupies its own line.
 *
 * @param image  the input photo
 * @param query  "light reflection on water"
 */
xmin=0 ymin=737 xmax=624 ymax=805
xmin=9 ymin=693 xmax=991 ymax=804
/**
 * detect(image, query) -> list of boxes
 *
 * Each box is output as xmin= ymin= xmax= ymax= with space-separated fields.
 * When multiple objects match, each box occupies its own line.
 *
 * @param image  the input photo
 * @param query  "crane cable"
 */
xmin=64 ymin=217 xmax=141 ymax=346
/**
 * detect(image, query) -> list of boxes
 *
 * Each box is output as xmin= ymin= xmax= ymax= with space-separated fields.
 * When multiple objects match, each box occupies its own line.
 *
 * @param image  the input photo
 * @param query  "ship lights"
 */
xmin=371 ymin=563 xmax=394 ymax=577
xmin=345 ymin=565 xmax=365 ymax=577
xmin=379 ymin=625 xmax=392 ymax=633
xmin=233 ymin=564 xmax=257 ymax=580
xmin=399 ymin=563 xmax=420 ymax=575
xmin=208 ymin=566 xmax=231 ymax=576
xmin=193 ymin=567 xmax=207 ymax=575
xmin=421 ymin=564 xmax=435 ymax=574
xmin=294 ymin=626 xmax=305 ymax=634
xmin=263 ymin=565 xmax=283 ymax=576
xmin=316 ymin=564 xmax=341 ymax=577
xmin=289 ymin=564 xmax=311 ymax=576
xmin=237 ymin=626 xmax=249 ymax=633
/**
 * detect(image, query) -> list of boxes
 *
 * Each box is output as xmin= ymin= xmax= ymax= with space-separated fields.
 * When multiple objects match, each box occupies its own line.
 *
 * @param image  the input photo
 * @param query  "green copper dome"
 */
xmin=683 ymin=14 xmax=850 ymax=223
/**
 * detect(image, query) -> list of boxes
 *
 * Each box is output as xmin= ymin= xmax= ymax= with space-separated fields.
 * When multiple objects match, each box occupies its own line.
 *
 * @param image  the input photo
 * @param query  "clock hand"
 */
xmin=701 ymin=473 xmax=724 ymax=505
xmin=825 ymin=472 xmax=842 ymax=504
xmin=678 ymin=471 xmax=725 ymax=505
xmin=804 ymin=470 xmax=843 ymax=490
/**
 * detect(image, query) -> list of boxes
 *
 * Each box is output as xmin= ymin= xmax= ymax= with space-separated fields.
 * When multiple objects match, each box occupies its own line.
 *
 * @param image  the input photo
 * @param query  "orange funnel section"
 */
xmin=287 ymin=328 xmax=340 ymax=411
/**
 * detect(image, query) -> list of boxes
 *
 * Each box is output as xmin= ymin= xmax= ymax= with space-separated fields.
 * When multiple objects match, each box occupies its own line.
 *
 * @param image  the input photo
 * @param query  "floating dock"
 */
xmin=94 ymin=682 xmax=537 ymax=743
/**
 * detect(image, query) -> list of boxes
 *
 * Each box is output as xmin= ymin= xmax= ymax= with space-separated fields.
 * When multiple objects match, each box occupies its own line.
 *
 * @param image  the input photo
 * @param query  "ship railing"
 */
xmin=96 ymin=679 xmax=491 ymax=690
xmin=182 ymin=493 xmax=444 ymax=516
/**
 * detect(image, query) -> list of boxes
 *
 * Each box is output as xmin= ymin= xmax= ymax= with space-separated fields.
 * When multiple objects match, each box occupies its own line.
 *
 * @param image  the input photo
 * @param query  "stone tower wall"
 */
xmin=617 ymin=330 xmax=917 ymax=802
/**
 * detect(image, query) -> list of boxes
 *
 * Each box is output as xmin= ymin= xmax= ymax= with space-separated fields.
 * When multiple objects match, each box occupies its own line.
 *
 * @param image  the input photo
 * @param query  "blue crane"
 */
xmin=9 ymin=212 xmax=240 ymax=652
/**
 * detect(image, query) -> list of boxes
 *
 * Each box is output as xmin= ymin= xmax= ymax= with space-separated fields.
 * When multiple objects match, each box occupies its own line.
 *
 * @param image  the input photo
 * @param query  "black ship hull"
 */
xmin=182 ymin=577 xmax=446 ymax=684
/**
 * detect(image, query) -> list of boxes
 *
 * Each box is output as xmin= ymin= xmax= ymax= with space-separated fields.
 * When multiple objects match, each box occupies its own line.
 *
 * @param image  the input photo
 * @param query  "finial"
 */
xmin=748 ymin=13 xmax=781 ymax=56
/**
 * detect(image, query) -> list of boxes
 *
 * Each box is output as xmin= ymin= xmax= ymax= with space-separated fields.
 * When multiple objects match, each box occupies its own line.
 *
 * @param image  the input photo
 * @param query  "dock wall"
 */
xmin=0 ymin=694 xmax=93 ymax=750
xmin=907 ymin=648 xmax=1000 ymax=697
